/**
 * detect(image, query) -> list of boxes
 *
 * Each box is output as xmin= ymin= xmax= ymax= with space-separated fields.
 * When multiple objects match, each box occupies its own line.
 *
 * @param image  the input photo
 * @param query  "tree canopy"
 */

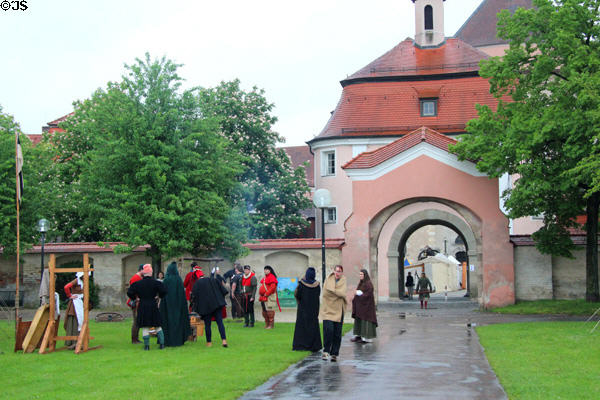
xmin=199 ymin=80 xmax=312 ymax=239
xmin=451 ymin=0 xmax=600 ymax=301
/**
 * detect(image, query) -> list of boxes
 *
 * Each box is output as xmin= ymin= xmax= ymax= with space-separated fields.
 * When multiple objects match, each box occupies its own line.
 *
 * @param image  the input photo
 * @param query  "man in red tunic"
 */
xmin=183 ymin=262 xmax=203 ymax=309
xmin=128 ymin=264 xmax=144 ymax=343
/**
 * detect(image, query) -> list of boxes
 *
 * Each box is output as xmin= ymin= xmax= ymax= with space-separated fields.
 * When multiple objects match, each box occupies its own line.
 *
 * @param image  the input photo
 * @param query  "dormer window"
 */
xmin=424 ymin=5 xmax=433 ymax=30
xmin=420 ymin=98 xmax=438 ymax=117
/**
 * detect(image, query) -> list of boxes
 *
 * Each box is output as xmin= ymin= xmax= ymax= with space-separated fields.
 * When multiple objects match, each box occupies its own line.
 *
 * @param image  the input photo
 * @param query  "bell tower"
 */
xmin=412 ymin=0 xmax=446 ymax=47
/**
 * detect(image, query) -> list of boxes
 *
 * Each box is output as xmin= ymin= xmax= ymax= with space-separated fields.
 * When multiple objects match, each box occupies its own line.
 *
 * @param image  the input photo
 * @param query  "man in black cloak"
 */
xmin=292 ymin=267 xmax=322 ymax=352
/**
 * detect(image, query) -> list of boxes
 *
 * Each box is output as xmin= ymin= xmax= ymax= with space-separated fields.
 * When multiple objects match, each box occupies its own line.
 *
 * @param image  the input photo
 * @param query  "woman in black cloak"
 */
xmin=292 ymin=267 xmax=322 ymax=352
xmin=159 ymin=262 xmax=191 ymax=347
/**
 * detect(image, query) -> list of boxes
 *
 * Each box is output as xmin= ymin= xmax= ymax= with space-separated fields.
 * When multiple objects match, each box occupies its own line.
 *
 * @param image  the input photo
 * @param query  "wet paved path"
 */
xmin=241 ymin=295 xmax=587 ymax=400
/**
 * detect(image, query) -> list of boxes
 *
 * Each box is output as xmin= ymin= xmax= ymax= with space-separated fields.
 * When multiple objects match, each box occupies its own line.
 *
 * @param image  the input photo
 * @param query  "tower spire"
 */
xmin=412 ymin=0 xmax=446 ymax=47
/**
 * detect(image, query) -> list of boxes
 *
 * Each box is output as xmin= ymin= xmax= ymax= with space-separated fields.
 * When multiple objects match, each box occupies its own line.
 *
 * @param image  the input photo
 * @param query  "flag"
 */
xmin=16 ymin=134 xmax=23 ymax=203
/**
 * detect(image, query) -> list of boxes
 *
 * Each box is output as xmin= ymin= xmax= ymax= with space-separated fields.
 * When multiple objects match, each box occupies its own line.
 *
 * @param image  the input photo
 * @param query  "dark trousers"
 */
xmin=243 ymin=294 xmax=255 ymax=325
xmin=202 ymin=309 xmax=227 ymax=343
xmin=231 ymin=293 xmax=244 ymax=318
xmin=323 ymin=317 xmax=344 ymax=356
xmin=131 ymin=308 xmax=139 ymax=341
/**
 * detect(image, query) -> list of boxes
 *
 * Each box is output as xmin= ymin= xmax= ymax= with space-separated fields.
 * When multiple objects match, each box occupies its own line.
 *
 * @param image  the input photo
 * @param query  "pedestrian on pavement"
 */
xmin=292 ymin=267 xmax=322 ymax=352
xmin=127 ymin=264 xmax=167 ymax=350
xmin=259 ymin=265 xmax=281 ymax=329
xmin=191 ymin=272 xmax=229 ymax=347
xmin=351 ymin=269 xmax=377 ymax=343
xmin=159 ymin=262 xmax=191 ymax=347
xmin=230 ymin=265 xmax=244 ymax=320
xmin=241 ymin=265 xmax=257 ymax=327
xmin=405 ymin=271 xmax=414 ymax=300
xmin=319 ymin=265 xmax=347 ymax=362
xmin=127 ymin=264 xmax=144 ymax=344
xmin=416 ymin=272 xmax=433 ymax=309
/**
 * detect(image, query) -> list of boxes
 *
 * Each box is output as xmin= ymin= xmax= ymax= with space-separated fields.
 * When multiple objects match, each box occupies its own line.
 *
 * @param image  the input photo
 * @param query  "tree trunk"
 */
xmin=149 ymin=246 xmax=162 ymax=279
xmin=585 ymin=191 xmax=599 ymax=302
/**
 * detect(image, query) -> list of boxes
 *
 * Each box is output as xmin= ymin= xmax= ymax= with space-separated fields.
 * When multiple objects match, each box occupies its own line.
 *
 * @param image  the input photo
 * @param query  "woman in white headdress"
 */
xmin=63 ymin=271 xmax=89 ymax=349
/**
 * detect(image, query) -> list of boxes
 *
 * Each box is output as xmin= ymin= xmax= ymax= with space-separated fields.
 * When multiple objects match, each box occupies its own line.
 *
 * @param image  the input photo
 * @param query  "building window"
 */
xmin=420 ymin=98 xmax=437 ymax=117
xmin=321 ymin=150 xmax=335 ymax=176
xmin=424 ymin=5 xmax=433 ymax=30
xmin=324 ymin=207 xmax=337 ymax=224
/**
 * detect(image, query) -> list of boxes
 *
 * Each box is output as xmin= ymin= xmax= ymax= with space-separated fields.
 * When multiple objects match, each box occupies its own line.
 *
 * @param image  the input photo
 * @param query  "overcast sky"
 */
xmin=1 ymin=0 xmax=484 ymax=146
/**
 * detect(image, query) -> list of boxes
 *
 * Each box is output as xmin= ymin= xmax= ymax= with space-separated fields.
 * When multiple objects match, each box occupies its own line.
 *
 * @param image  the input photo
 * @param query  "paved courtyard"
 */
xmin=241 ymin=292 xmax=586 ymax=400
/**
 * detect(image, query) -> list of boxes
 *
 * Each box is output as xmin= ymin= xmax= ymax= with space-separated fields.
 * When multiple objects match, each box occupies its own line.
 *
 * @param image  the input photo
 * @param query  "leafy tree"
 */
xmin=58 ymin=54 xmax=246 ymax=269
xmin=199 ymin=80 xmax=311 ymax=239
xmin=451 ymin=0 xmax=600 ymax=301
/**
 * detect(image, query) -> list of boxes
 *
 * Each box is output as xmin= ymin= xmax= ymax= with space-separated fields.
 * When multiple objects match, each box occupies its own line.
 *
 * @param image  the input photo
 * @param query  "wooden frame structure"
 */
xmin=38 ymin=253 xmax=100 ymax=354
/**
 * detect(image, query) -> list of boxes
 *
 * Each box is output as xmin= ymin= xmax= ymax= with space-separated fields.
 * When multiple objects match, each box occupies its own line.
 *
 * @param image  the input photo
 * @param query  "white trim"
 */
xmin=310 ymin=137 xmax=395 ymax=151
xmin=345 ymin=142 xmax=487 ymax=180
xmin=320 ymin=149 xmax=336 ymax=177
xmin=324 ymin=206 xmax=337 ymax=224
xmin=352 ymin=144 xmax=367 ymax=158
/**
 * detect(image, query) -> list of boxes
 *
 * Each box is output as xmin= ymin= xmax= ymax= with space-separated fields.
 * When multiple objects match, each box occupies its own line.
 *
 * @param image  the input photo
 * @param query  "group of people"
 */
xmin=124 ymin=261 xmax=283 ymax=350
xmin=292 ymin=265 xmax=378 ymax=362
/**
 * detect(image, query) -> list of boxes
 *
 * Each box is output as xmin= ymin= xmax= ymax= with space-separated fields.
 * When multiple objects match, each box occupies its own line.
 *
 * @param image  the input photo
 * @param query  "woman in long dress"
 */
xmin=159 ymin=262 xmax=191 ymax=347
xmin=292 ymin=267 xmax=322 ymax=352
xmin=351 ymin=269 xmax=378 ymax=343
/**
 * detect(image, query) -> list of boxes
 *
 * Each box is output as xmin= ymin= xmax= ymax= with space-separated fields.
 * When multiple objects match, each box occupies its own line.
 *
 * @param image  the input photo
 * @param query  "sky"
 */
xmin=0 ymin=0 xmax=484 ymax=146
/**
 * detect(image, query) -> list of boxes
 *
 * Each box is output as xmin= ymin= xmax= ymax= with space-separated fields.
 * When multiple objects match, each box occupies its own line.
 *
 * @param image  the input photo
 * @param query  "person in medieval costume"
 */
xmin=351 ymin=269 xmax=378 ymax=343
xmin=292 ymin=267 xmax=322 ymax=352
xmin=241 ymin=265 xmax=257 ymax=327
xmin=127 ymin=264 xmax=167 ymax=350
xmin=259 ymin=265 xmax=281 ymax=329
xmin=319 ymin=265 xmax=347 ymax=362
xmin=183 ymin=262 xmax=202 ymax=309
xmin=416 ymin=272 xmax=433 ymax=309
xmin=63 ymin=271 xmax=89 ymax=349
xmin=127 ymin=264 xmax=144 ymax=344
xmin=405 ymin=271 xmax=415 ymax=300
xmin=230 ymin=265 xmax=244 ymax=320
xmin=158 ymin=262 xmax=191 ymax=347
xmin=191 ymin=272 xmax=229 ymax=347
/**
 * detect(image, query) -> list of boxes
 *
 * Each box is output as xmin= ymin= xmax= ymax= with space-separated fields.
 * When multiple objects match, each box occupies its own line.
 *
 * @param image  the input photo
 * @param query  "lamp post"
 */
xmin=312 ymin=188 xmax=331 ymax=284
xmin=37 ymin=218 xmax=49 ymax=280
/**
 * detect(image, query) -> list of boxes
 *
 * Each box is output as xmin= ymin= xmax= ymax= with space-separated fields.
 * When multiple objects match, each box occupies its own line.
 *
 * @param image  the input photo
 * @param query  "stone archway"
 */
xmin=370 ymin=200 xmax=482 ymax=302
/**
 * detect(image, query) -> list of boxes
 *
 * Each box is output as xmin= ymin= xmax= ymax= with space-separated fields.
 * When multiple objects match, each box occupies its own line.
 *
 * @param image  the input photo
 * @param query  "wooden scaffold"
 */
xmin=38 ymin=253 xmax=101 ymax=354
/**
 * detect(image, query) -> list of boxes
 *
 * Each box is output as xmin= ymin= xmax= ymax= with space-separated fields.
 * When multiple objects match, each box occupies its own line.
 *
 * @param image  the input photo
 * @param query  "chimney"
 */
xmin=412 ymin=0 xmax=446 ymax=48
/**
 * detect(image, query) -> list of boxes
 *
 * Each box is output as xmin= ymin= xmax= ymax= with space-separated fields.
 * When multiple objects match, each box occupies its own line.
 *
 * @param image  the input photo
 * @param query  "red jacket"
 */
xmin=126 ymin=273 xmax=143 ymax=308
xmin=183 ymin=269 xmax=202 ymax=301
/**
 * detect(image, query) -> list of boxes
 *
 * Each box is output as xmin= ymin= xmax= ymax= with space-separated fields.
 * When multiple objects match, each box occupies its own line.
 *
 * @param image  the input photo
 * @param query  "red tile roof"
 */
xmin=455 ymin=0 xmax=533 ymax=47
xmin=281 ymin=145 xmax=314 ymax=187
xmin=244 ymin=238 xmax=345 ymax=250
xmin=314 ymin=76 xmax=497 ymax=140
xmin=343 ymin=38 xmax=488 ymax=83
xmin=342 ymin=127 xmax=456 ymax=169
xmin=26 ymin=134 xmax=43 ymax=145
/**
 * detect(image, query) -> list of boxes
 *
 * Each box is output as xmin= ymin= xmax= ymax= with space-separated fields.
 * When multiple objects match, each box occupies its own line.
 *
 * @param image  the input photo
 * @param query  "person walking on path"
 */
xmin=405 ymin=271 xmax=415 ymax=300
xmin=416 ymin=272 xmax=433 ymax=309
xmin=127 ymin=264 xmax=167 ymax=350
xmin=292 ymin=267 xmax=322 ymax=352
xmin=351 ymin=269 xmax=377 ymax=343
xmin=241 ymin=265 xmax=257 ymax=327
xmin=319 ymin=265 xmax=347 ymax=362
xmin=191 ymin=272 xmax=229 ymax=347
xmin=159 ymin=262 xmax=191 ymax=347
xmin=127 ymin=264 xmax=144 ymax=344
xmin=259 ymin=265 xmax=281 ymax=329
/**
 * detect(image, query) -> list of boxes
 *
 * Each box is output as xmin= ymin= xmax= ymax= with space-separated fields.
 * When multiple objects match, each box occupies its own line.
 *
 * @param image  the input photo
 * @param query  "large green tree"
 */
xmin=57 ymin=54 xmax=246 ymax=269
xmin=199 ymin=80 xmax=311 ymax=239
xmin=451 ymin=0 xmax=600 ymax=301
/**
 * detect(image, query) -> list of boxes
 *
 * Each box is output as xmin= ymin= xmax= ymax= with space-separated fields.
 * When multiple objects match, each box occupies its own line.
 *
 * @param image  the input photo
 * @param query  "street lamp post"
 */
xmin=312 ymin=189 xmax=331 ymax=284
xmin=37 ymin=218 xmax=49 ymax=280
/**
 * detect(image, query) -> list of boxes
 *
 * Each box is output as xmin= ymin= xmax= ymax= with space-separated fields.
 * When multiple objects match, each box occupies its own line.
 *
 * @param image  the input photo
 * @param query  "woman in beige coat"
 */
xmin=319 ymin=265 xmax=347 ymax=362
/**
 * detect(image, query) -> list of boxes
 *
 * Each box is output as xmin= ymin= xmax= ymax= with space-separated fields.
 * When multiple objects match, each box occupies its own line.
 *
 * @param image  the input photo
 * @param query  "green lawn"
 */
xmin=490 ymin=299 xmax=600 ymax=315
xmin=0 ymin=319 xmax=350 ymax=400
xmin=477 ymin=322 xmax=600 ymax=400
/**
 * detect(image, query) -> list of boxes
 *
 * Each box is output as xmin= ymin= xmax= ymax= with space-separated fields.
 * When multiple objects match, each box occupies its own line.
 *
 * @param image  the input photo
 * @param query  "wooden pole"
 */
xmin=14 ymin=131 xmax=20 ymax=331
xmin=39 ymin=254 xmax=56 ymax=354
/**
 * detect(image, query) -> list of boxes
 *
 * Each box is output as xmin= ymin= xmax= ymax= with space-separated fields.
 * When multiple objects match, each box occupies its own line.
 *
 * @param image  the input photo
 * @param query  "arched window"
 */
xmin=424 ymin=5 xmax=433 ymax=30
